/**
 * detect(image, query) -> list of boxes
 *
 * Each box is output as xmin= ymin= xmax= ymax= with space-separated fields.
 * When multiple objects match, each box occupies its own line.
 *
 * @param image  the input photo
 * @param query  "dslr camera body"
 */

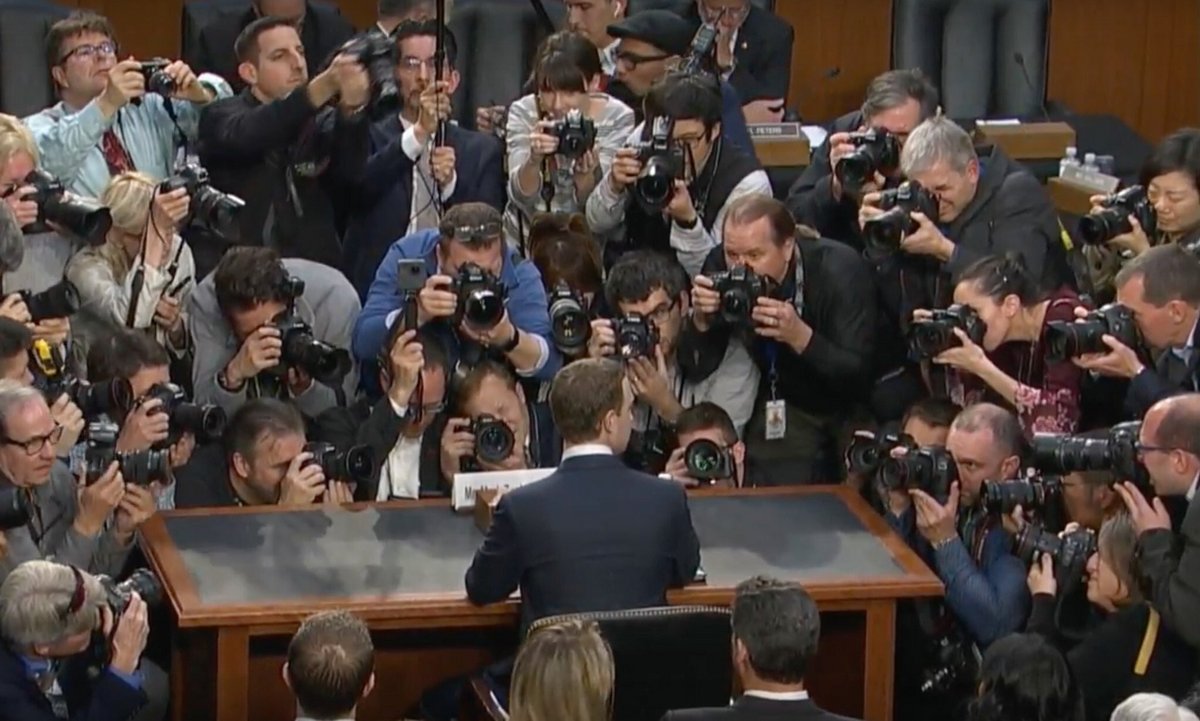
xmin=142 ymin=382 xmax=226 ymax=446
xmin=20 ymin=279 xmax=80 ymax=323
xmin=548 ymin=281 xmax=590 ymax=355
xmin=138 ymin=59 xmax=175 ymax=99
xmin=1030 ymin=420 xmax=1148 ymax=489
xmin=450 ymin=263 xmax=506 ymax=331
xmin=339 ymin=33 xmax=401 ymax=113
xmin=472 ymin=415 xmax=516 ymax=464
xmin=684 ymin=439 xmax=734 ymax=482
xmin=879 ymin=446 xmax=957 ymax=502
xmin=845 ymin=430 xmax=914 ymax=477
xmin=1045 ymin=303 xmax=1139 ymax=361
xmin=834 ymin=128 xmax=901 ymax=194
xmin=1078 ymin=185 xmax=1157 ymax=246
xmin=303 ymin=442 xmax=375 ymax=484
xmin=709 ymin=266 xmax=767 ymax=326
xmin=550 ymin=109 xmax=598 ymax=160
xmin=615 ymin=313 xmax=659 ymax=361
xmin=1015 ymin=523 xmax=1096 ymax=587
xmin=272 ymin=277 xmax=353 ymax=386
xmin=84 ymin=421 xmax=170 ymax=486
xmin=632 ymin=117 xmax=683 ymax=211
xmin=981 ymin=475 xmax=1062 ymax=517
xmin=100 ymin=568 xmax=163 ymax=617
xmin=160 ymin=163 xmax=245 ymax=241
xmin=21 ymin=168 xmax=112 ymax=245
xmin=908 ymin=304 xmax=986 ymax=359
xmin=29 ymin=339 xmax=132 ymax=419
xmin=862 ymin=181 xmax=939 ymax=254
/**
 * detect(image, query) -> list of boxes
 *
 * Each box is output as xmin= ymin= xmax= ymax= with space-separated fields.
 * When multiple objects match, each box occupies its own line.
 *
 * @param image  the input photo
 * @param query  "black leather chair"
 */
xmin=0 ymin=0 xmax=70 ymax=117
xmin=181 ymin=0 xmax=251 ymax=73
xmin=891 ymin=0 xmax=1050 ymax=119
xmin=629 ymin=0 xmax=775 ymax=13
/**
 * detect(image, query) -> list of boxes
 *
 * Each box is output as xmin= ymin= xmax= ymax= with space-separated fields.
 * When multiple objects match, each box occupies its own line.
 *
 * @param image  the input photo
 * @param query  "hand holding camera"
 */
xmin=609 ymin=147 xmax=643 ymax=192
xmin=387 ymin=329 xmax=425 ymax=408
xmin=30 ymin=317 xmax=70 ymax=347
xmin=116 ymin=398 xmax=170 ymax=453
xmin=752 ymin=297 xmax=811 ymax=352
xmin=529 ymin=120 xmax=562 ymax=161
xmin=153 ymin=293 xmax=183 ymax=335
xmin=1026 ymin=551 xmax=1057 ymax=596
xmin=100 ymin=59 xmax=146 ymax=114
xmin=2 ymin=184 xmax=38 ymax=228
xmin=114 ymin=483 xmax=157 ymax=537
xmin=417 ymin=273 xmax=459 ymax=326
xmin=75 ymin=461 xmax=124 ymax=537
xmin=1068 ymin=306 xmax=1145 ymax=379
xmin=899 ymin=212 xmax=954 ymax=261
xmin=626 ymin=347 xmax=676 ymax=417
xmin=689 ymin=275 xmax=722 ymax=331
xmin=586 ymin=318 xmax=617 ymax=359
xmin=912 ymin=482 xmax=961 ymax=546
xmin=151 ymin=186 xmax=191 ymax=236
xmin=279 ymin=452 xmax=326 ymax=506
xmin=1114 ymin=480 xmax=1171 ymax=535
xmin=107 ymin=592 xmax=149 ymax=676
xmin=475 ymin=105 xmax=504 ymax=135
xmin=440 ymin=418 xmax=476 ymax=482
xmin=665 ymin=180 xmax=698 ymax=225
xmin=225 ymin=326 xmax=284 ymax=387
xmin=48 ymin=393 xmax=84 ymax=456
xmin=0 ymin=294 xmax=31 ymax=324
xmin=828 ymin=131 xmax=886 ymax=200
xmin=329 ymin=54 xmax=371 ymax=111
xmin=663 ymin=447 xmax=699 ymax=487
xmin=1082 ymin=186 xmax=1155 ymax=253
xmin=416 ymin=81 xmax=454 ymax=142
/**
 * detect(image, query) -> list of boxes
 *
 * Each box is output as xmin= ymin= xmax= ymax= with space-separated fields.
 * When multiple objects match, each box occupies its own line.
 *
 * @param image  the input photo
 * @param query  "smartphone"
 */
xmin=397 ymin=259 xmax=428 ymax=294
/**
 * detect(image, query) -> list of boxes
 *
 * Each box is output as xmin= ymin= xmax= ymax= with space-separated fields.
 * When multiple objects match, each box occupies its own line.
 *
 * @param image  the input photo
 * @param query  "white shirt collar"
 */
xmin=599 ymin=40 xmax=619 ymax=76
xmin=743 ymin=690 xmax=809 ymax=702
xmin=1188 ymin=472 xmax=1199 ymax=502
xmin=560 ymin=443 xmax=614 ymax=461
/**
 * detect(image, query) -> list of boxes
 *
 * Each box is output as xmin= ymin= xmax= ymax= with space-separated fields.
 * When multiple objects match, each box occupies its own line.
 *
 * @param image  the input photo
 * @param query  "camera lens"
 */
xmin=118 ymin=568 xmax=164 ymax=607
xmin=551 ymin=304 xmax=590 ymax=353
xmin=835 ymin=152 xmax=872 ymax=192
xmin=475 ymin=418 xmax=514 ymax=463
xmin=1078 ymin=209 xmax=1131 ymax=245
xmin=341 ymin=446 xmax=376 ymax=483
xmin=465 ymin=290 xmax=504 ymax=329
xmin=684 ymin=439 xmax=725 ymax=480
xmin=637 ymin=157 xmax=675 ymax=208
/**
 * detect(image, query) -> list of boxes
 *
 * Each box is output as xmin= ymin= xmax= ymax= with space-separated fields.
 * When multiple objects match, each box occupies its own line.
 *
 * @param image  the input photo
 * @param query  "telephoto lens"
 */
xmin=615 ymin=314 xmax=658 ymax=360
xmin=1014 ymin=523 xmax=1096 ymax=587
xmin=1044 ymin=304 xmax=1139 ymax=361
xmin=276 ymin=314 xmax=353 ymax=385
xmin=100 ymin=568 xmax=164 ymax=617
xmin=548 ymin=282 xmax=590 ymax=355
xmin=143 ymin=382 xmax=227 ymax=445
xmin=20 ymin=279 xmax=80 ymax=322
xmin=981 ymin=476 xmax=1062 ymax=516
xmin=304 ymin=442 xmax=376 ymax=484
xmin=452 ymin=264 xmax=506 ymax=331
xmin=878 ymin=447 xmax=957 ymax=501
xmin=907 ymin=304 xmax=986 ymax=359
xmin=683 ymin=439 xmax=734 ymax=482
xmin=471 ymin=416 xmax=515 ymax=464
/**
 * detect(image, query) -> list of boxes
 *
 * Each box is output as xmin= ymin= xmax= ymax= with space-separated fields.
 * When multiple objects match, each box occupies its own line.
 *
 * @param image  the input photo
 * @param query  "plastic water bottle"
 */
xmin=1083 ymin=152 xmax=1099 ymax=173
xmin=1059 ymin=146 xmax=1079 ymax=177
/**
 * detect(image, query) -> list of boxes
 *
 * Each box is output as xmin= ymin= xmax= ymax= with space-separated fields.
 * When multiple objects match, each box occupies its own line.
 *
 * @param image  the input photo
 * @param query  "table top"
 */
xmin=141 ymin=486 xmax=941 ymax=628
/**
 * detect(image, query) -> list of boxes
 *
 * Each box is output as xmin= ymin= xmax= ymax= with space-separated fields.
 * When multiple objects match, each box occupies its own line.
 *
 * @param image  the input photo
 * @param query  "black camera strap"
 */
xmin=539 ymin=156 xmax=555 ymax=213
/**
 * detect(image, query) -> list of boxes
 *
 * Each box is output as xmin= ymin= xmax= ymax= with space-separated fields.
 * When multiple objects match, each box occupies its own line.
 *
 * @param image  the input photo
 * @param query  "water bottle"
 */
xmin=1083 ymin=152 xmax=1099 ymax=173
xmin=1059 ymin=146 xmax=1079 ymax=177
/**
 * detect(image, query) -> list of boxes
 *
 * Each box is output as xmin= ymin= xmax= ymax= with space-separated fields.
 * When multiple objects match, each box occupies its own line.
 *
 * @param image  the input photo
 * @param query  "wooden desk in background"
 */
xmin=141 ymin=486 xmax=941 ymax=721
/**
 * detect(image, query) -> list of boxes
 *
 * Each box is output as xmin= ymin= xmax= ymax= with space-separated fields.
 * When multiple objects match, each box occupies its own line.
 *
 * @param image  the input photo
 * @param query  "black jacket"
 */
xmin=0 ymin=643 xmax=146 ymax=721
xmin=785 ymin=111 xmax=873 ymax=250
xmin=194 ymin=3 xmax=355 ymax=93
xmin=198 ymin=88 xmax=369 ymax=268
xmin=173 ymin=443 xmax=239 ymax=509
xmin=663 ymin=695 xmax=861 ymax=721
xmin=689 ymin=238 xmax=878 ymax=416
xmin=680 ymin=5 xmax=795 ymax=103
xmin=1125 ymin=319 xmax=1200 ymax=418
xmin=465 ymin=453 xmax=700 ymax=630
xmin=1136 ymin=491 xmax=1200 ymax=650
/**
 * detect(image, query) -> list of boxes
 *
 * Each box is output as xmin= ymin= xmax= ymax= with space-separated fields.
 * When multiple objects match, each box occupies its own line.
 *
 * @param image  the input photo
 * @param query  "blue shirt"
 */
xmin=352 ymin=229 xmax=561 ymax=386
xmin=20 ymin=653 xmax=142 ymax=690
xmin=24 ymin=74 xmax=232 ymax=199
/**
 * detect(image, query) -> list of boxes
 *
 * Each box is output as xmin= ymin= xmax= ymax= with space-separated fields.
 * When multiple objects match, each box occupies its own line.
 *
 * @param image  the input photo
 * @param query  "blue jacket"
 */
xmin=719 ymin=80 xmax=755 ymax=155
xmin=0 ymin=643 xmax=145 ymax=721
xmin=352 ymin=229 xmax=561 ymax=387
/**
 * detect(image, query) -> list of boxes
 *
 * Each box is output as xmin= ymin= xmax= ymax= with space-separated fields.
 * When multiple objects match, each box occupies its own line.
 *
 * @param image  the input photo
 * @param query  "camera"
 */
xmin=1045 ymin=303 xmax=1139 ymax=361
xmin=450 ymin=264 xmax=506 ymax=331
xmin=709 ymin=266 xmax=767 ymax=326
xmin=834 ymin=128 xmax=901 ymax=194
xmin=19 ymin=279 xmax=80 ymax=322
xmin=878 ymin=446 xmax=957 ymax=501
xmin=615 ymin=313 xmax=658 ymax=360
xmin=550 ymin=110 xmax=597 ymax=160
xmin=303 ymin=442 xmax=375 ymax=484
xmin=907 ymin=304 xmax=986 ymax=359
xmin=684 ymin=439 xmax=734 ymax=482
xmin=471 ymin=416 xmax=515 ymax=464
xmin=549 ymin=281 xmax=590 ymax=354
xmin=1030 ymin=421 xmax=1148 ymax=488
xmin=84 ymin=421 xmax=170 ymax=486
xmin=862 ymin=181 xmax=939 ymax=253
xmin=981 ymin=475 xmax=1062 ymax=516
xmin=0 ymin=487 xmax=31 ymax=531
xmin=845 ymin=431 xmax=913 ymax=477
xmin=29 ymin=340 xmax=132 ymax=418
xmin=340 ymin=33 xmax=401 ymax=113
xmin=275 ymin=314 xmax=352 ymax=386
xmin=1015 ymin=523 xmax=1096 ymax=587
xmin=160 ymin=163 xmax=245 ymax=241
xmin=633 ymin=117 xmax=683 ymax=211
xmin=142 ymin=382 xmax=226 ymax=445
xmin=138 ymin=58 xmax=175 ymax=98
xmin=919 ymin=631 xmax=979 ymax=697
xmin=1078 ymin=185 xmax=1157 ymax=246
xmin=21 ymin=168 xmax=111 ymax=245
xmin=99 ymin=568 xmax=163 ymax=618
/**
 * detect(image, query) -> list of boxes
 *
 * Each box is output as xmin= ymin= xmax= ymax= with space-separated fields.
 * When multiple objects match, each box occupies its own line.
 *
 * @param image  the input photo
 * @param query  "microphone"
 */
xmin=1013 ymin=52 xmax=1051 ymax=121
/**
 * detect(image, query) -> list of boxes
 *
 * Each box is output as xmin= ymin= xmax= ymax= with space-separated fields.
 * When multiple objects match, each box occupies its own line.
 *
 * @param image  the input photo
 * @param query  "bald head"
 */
xmin=1146 ymin=394 xmax=1200 ymax=454
xmin=951 ymin=402 xmax=1024 ymax=456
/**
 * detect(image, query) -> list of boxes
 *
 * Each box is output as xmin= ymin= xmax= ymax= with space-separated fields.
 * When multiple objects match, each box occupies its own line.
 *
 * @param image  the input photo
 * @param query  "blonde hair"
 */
xmin=98 ymin=171 xmax=158 ymax=281
xmin=1098 ymin=510 xmax=1143 ymax=605
xmin=0 ymin=114 xmax=38 ymax=175
xmin=510 ymin=619 xmax=614 ymax=721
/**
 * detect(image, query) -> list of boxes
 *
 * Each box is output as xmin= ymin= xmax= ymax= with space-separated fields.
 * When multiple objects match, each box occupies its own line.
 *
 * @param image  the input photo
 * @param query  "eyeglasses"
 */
xmin=420 ymin=400 xmax=447 ymax=415
xmin=58 ymin=566 xmax=86 ymax=622
xmin=615 ymin=51 xmax=671 ymax=70
xmin=441 ymin=222 xmax=503 ymax=244
xmin=1136 ymin=441 xmax=1178 ymax=456
xmin=699 ymin=0 xmax=750 ymax=23
xmin=647 ymin=300 xmax=677 ymax=325
xmin=59 ymin=41 xmax=117 ymax=64
xmin=0 ymin=423 xmax=63 ymax=456
xmin=399 ymin=56 xmax=446 ymax=72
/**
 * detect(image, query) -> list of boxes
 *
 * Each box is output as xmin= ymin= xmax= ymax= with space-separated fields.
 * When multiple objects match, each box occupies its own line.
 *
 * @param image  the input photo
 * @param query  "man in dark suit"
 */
xmin=464 ymin=357 xmax=701 ymax=629
xmin=663 ymin=576 xmax=860 ymax=721
xmin=680 ymin=0 xmax=794 ymax=123
xmin=340 ymin=19 xmax=504 ymax=296
xmin=195 ymin=0 xmax=355 ymax=93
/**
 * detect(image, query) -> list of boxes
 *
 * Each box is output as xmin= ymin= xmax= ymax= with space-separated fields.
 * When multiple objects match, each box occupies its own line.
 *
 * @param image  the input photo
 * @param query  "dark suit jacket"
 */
xmin=1137 ymin=491 xmax=1200 ymax=650
xmin=682 ymin=5 xmax=795 ymax=102
xmin=663 ymin=695 xmax=861 ymax=721
xmin=1125 ymin=319 xmax=1200 ymax=417
xmin=340 ymin=118 xmax=505 ymax=296
xmin=194 ymin=2 xmax=355 ymax=92
xmin=0 ymin=643 xmax=146 ymax=721
xmin=465 ymin=452 xmax=701 ymax=629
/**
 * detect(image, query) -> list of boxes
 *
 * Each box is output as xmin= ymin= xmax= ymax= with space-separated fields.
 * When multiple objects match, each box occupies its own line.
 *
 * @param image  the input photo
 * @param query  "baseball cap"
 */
xmin=606 ymin=10 xmax=697 ymax=57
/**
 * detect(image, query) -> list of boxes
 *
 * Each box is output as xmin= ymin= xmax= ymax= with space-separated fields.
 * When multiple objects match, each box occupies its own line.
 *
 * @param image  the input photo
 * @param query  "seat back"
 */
xmin=181 ymin=0 xmax=251 ymax=72
xmin=628 ymin=0 xmax=775 ymax=14
xmin=0 ymin=0 xmax=70 ymax=117
xmin=530 ymin=606 xmax=733 ymax=721
xmin=892 ymin=0 xmax=1050 ymax=119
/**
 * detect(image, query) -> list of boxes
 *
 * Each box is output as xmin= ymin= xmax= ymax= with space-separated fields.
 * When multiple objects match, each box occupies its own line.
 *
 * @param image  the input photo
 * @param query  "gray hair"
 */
xmin=900 ymin=116 xmax=978 ymax=176
xmin=1112 ymin=693 xmax=1200 ymax=721
xmin=861 ymin=69 xmax=940 ymax=122
xmin=951 ymin=402 xmax=1024 ymax=457
xmin=1097 ymin=511 xmax=1142 ymax=604
xmin=0 ymin=560 xmax=105 ymax=647
xmin=0 ymin=381 xmax=45 ymax=438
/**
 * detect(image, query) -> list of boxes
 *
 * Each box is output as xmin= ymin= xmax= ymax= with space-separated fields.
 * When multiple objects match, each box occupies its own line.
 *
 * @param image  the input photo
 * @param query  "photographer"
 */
xmin=887 ymin=403 xmax=1029 ymax=646
xmin=528 ymin=213 xmax=606 ymax=359
xmin=967 ymin=633 xmax=1083 ymax=721
xmin=440 ymin=360 xmax=560 ymax=484
xmin=0 ymin=560 xmax=151 ymax=721
xmin=1085 ymin=129 xmax=1200 ymax=299
xmin=587 ymin=71 xmax=771 ymax=275
xmin=689 ymin=196 xmax=875 ymax=483
xmin=1026 ymin=512 xmax=1196 ymax=721
xmin=662 ymin=401 xmax=759 ymax=488
xmin=189 ymin=246 xmax=360 ymax=417
xmin=353 ymin=203 xmax=558 ymax=391
xmin=66 ymin=172 xmax=195 ymax=370
xmin=915 ymin=255 xmax=1082 ymax=435
xmin=786 ymin=69 xmax=939 ymax=249
xmin=846 ymin=396 xmax=959 ymax=503
xmin=1073 ymin=245 xmax=1200 ymax=417
xmin=25 ymin=11 xmax=231 ymax=199
xmin=504 ymin=31 xmax=634 ymax=250
xmin=0 ymin=319 xmax=32 ymax=384
xmin=174 ymin=398 xmax=354 ymax=508
xmin=588 ymin=250 xmax=757 ymax=467
xmin=0 ymin=382 xmax=148 ymax=581
xmin=197 ymin=16 xmax=371 ymax=269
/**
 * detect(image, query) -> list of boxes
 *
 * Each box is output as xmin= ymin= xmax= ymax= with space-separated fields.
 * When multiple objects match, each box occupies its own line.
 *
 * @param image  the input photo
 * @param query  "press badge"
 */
xmin=765 ymin=399 xmax=787 ymax=441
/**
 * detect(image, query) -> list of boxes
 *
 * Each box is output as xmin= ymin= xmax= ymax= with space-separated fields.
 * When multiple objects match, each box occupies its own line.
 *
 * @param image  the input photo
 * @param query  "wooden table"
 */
xmin=141 ymin=486 xmax=941 ymax=721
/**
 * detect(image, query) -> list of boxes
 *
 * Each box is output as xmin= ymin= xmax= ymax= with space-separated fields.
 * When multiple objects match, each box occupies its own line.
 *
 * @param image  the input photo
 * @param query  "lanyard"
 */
xmin=765 ymin=342 xmax=779 ymax=401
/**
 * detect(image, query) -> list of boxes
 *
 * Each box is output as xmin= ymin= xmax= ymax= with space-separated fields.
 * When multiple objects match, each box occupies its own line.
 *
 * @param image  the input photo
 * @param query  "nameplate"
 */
xmin=1060 ymin=165 xmax=1120 ymax=194
xmin=452 ymin=468 xmax=555 ymax=511
xmin=973 ymin=121 xmax=1076 ymax=160
xmin=748 ymin=122 xmax=802 ymax=139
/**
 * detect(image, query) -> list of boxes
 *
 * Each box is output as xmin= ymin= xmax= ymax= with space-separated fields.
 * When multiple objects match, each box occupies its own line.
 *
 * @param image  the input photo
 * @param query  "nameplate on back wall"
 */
xmin=748 ymin=122 xmax=802 ymax=139
xmin=452 ymin=468 xmax=555 ymax=511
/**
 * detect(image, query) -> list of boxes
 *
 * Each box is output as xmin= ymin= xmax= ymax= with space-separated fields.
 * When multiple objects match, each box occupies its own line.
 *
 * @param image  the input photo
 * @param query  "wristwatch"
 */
xmin=217 ymin=368 xmax=246 ymax=393
xmin=497 ymin=327 xmax=521 ymax=354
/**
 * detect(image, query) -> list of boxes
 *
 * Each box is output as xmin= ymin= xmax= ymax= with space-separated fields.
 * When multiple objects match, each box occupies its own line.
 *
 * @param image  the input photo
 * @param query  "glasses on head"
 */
xmin=60 ymin=41 xmax=117 ymax=64
xmin=441 ymin=222 xmax=503 ymax=244
xmin=0 ymin=423 xmax=64 ymax=456
xmin=58 ymin=566 xmax=86 ymax=622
